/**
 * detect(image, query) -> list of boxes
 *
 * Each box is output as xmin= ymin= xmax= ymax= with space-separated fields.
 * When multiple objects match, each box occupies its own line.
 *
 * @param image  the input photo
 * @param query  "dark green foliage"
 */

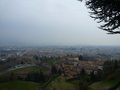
xmin=18 ymin=76 xmax=23 ymax=80
xmin=114 ymin=60 xmax=119 ymax=70
xmin=40 ymin=70 xmax=44 ymax=82
xmin=78 ymin=73 xmax=81 ymax=80
xmin=80 ymin=68 xmax=86 ymax=77
xmin=25 ymin=73 xmax=31 ymax=81
xmin=108 ymin=80 xmax=120 ymax=90
xmin=90 ymin=70 xmax=96 ymax=82
xmin=41 ymin=77 xmax=53 ymax=89
xmin=79 ymin=81 xmax=88 ymax=90
xmin=21 ymin=61 xmax=24 ymax=64
xmin=25 ymin=70 xmax=45 ymax=83
xmin=41 ymin=75 xmax=59 ymax=89
xmin=51 ymin=66 xmax=57 ymax=74
xmin=0 ymin=81 xmax=39 ymax=90
xmin=33 ymin=55 xmax=38 ymax=60
xmin=106 ymin=69 xmax=120 ymax=80
xmin=79 ymin=0 xmax=120 ymax=34
xmin=58 ymin=69 xmax=62 ymax=75
xmin=79 ymin=55 xmax=83 ymax=60
xmin=82 ymin=76 xmax=90 ymax=82
xmin=0 ymin=61 xmax=5 ymax=65
xmin=103 ymin=60 xmax=120 ymax=80
xmin=10 ymin=73 xmax=17 ymax=81
xmin=103 ymin=60 xmax=114 ymax=79
xmin=66 ymin=78 xmax=78 ymax=82
xmin=96 ymin=69 xmax=103 ymax=81
xmin=32 ymin=72 xmax=39 ymax=82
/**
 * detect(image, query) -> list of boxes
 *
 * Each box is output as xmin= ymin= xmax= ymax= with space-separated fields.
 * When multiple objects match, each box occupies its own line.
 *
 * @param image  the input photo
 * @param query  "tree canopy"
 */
xmin=79 ymin=0 xmax=120 ymax=34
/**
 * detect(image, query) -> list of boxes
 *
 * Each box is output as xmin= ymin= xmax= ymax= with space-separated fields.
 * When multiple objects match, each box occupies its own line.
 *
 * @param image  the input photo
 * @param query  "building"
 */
xmin=15 ymin=71 xmax=29 ymax=79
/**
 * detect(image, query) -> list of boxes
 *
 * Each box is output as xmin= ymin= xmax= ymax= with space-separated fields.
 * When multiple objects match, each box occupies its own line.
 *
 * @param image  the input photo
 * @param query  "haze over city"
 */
xmin=0 ymin=0 xmax=120 ymax=46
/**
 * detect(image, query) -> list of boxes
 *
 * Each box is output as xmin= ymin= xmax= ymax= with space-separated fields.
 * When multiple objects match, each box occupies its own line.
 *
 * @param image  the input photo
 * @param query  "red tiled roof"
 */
xmin=15 ymin=71 xmax=29 ymax=75
xmin=78 ymin=61 xmax=87 ymax=64
xmin=64 ymin=70 xmax=78 ymax=78
xmin=83 ymin=66 xmax=98 ymax=71
xmin=45 ymin=71 xmax=52 ymax=75
xmin=95 ymin=61 xmax=104 ymax=66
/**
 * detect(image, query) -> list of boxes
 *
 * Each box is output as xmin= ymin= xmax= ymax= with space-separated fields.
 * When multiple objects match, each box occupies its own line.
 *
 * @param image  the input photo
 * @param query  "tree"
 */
xmin=90 ymin=70 xmax=96 ymax=82
xmin=10 ymin=73 xmax=17 ymax=81
xmin=79 ymin=55 xmax=83 ymax=60
xmin=26 ymin=73 xmax=31 ymax=81
xmin=80 ymin=68 xmax=86 ymax=77
xmin=40 ymin=70 xmax=44 ymax=82
xmin=79 ymin=0 xmax=120 ymax=34
xmin=103 ymin=60 xmax=114 ymax=79
xmin=21 ymin=61 xmax=24 ymax=64
xmin=114 ymin=60 xmax=118 ymax=70
xmin=51 ymin=66 xmax=57 ymax=74
xmin=58 ymin=69 xmax=62 ymax=75
xmin=33 ymin=55 xmax=38 ymax=60
xmin=96 ymin=69 xmax=103 ymax=81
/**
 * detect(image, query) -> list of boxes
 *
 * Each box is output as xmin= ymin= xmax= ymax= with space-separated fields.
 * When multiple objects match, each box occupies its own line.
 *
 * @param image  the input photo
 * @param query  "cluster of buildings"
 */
xmin=0 ymin=46 xmax=120 ymax=80
xmin=1 ymin=46 xmax=120 ymax=62
xmin=0 ymin=48 xmax=25 ymax=61
xmin=10 ymin=55 xmax=104 ymax=80
xmin=54 ymin=56 xmax=104 ymax=79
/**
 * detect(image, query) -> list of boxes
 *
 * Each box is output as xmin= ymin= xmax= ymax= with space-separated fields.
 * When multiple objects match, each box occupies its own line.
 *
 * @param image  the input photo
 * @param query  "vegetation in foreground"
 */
xmin=44 ymin=76 xmax=78 ymax=90
xmin=1 ymin=58 xmax=120 ymax=90
xmin=89 ymin=80 xmax=119 ymax=90
xmin=87 ymin=60 xmax=120 ymax=90
xmin=0 ymin=81 xmax=39 ymax=90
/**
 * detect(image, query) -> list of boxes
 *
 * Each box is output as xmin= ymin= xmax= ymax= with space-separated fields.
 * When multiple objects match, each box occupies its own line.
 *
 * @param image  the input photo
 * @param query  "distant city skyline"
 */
xmin=0 ymin=0 xmax=120 ymax=46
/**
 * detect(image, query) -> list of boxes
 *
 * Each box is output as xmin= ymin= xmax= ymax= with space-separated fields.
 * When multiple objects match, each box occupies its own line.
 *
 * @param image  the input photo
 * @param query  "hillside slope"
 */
xmin=89 ymin=80 xmax=119 ymax=90
xmin=0 ymin=81 xmax=39 ymax=90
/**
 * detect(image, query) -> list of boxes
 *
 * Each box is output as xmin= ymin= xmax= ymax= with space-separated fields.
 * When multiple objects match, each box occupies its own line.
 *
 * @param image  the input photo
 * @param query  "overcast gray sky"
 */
xmin=0 ymin=0 xmax=120 ymax=46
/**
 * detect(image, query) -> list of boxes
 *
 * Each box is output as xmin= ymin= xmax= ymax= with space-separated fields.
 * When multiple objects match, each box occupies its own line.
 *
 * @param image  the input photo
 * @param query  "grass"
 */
xmin=0 ymin=66 xmax=46 ymax=77
xmin=89 ymin=80 xmax=118 ymax=90
xmin=47 ymin=59 xmax=57 ymax=65
xmin=87 ymin=89 xmax=94 ymax=90
xmin=0 ymin=81 xmax=39 ymax=90
xmin=116 ymin=84 xmax=120 ymax=90
xmin=67 ymin=79 xmax=80 ymax=88
xmin=44 ymin=76 xmax=78 ymax=90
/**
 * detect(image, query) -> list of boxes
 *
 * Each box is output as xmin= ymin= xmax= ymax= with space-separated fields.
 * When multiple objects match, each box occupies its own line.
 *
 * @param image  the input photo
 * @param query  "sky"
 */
xmin=0 ymin=0 xmax=120 ymax=46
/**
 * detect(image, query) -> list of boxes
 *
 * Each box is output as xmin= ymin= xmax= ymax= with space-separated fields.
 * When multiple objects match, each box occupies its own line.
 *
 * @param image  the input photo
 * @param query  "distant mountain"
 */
xmin=0 ymin=37 xmax=26 ymax=46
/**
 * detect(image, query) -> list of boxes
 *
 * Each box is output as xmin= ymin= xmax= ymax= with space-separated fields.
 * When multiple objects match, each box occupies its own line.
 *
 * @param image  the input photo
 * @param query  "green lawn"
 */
xmin=44 ymin=76 xmax=77 ymax=90
xmin=0 ymin=81 xmax=39 ymax=90
xmin=47 ymin=59 xmax=57 ymax=65
xmin=89 ymin=80 xmax=118 ymax=90
xmin=0 ymin=66 xmax=46 ymax=77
